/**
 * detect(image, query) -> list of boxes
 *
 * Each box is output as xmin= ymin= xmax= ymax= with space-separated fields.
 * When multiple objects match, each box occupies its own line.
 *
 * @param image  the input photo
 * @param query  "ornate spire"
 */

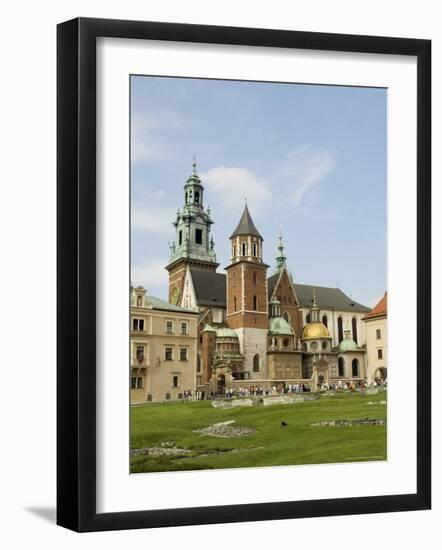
xmin=310 ymin=288 xmax=320 ymax=323
xmin=275 ymin=229 xmax=287 ymax=273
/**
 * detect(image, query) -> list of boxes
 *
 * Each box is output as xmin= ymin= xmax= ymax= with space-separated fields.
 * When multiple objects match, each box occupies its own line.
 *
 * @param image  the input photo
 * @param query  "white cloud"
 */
xmin=131 ymin=111 xmax=182 ymax=164
xmin=274 ymin=146 xmax=336 ymax=206
xmin=131 ymin=258 xmax=169 ymax=290
xmin=201 ymin=166 xmax=271 ymax=211
xmin=131 ymin=204 xmax=175 ymax=234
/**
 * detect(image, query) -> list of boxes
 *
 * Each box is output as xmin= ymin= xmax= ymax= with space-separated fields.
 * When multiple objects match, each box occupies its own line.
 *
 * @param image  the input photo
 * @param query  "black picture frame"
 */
xmin=57 ymin=17 xmax=431 ymax=532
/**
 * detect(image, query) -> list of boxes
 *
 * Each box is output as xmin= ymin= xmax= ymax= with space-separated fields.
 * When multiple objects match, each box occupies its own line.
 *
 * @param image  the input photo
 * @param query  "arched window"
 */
xmin=352 ymin=317 xmax=358 ymax=344
xmin=338 ymin=357 xmax=345 ymax=377
xmin=233 ymin=296 xmax=237 ymax=311
xmin=195 ymin=191 xmax=200 ymax=204
xmin=352 ymin=358 xmax=359 ymax=377
xmin=253 ymin=243 xmax=257 ymax=256
xmin=322 ymin=315 xmax=328 ymax=327
xmin=253 ymin=271 xmax=257 ymax=284
xmin=233 ymin=245 xmax=236 ymax=258
xmin=196 ymin=355 xmax=201 ymax=373
xmin=253 ymin=295 xmax=257 ymax=310
xmin=338 ymin=316 xmax=343 ymax=342
xmin=253 ymin=354 xmax=260 ymax=372
xmin=185 ymin=192 xmax=188 ymax=203
xmin=242 ymin=242 xmax=246 ymax=256
xmin=283 ymin=311 xmax=290 ymax=324
xmin=306 ymin=313 xmax=311 ymax=324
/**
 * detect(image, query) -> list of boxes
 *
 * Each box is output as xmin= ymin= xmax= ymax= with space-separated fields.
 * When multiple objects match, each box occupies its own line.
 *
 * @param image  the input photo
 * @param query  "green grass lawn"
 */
xmin=130 ymin=391 xmax=387 ymax=473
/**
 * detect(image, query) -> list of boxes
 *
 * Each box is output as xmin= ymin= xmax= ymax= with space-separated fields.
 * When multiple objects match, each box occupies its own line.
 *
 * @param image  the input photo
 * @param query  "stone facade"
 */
xmin=130 ymin=286 xmax=198 ymax=403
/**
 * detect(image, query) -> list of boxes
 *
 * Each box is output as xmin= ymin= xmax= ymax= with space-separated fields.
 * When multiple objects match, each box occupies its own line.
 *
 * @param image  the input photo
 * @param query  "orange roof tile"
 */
xmin=363 ymin=292 xmax=387 ymax=320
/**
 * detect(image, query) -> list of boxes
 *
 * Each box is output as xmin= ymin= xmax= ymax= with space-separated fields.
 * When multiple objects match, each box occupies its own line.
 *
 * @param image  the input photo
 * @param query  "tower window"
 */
xmin=322 ymin=315 xmax=328 ymax=327
xmin=234 ymin=296 xmax=237 ymax=311
xmin=195 ymin=229 xmax=203 ymax=244
xmin=338 ymin=357 xmax=345 ymax=377
xmin=253 ymin=354 xmax=260 ymax=372
xmin=352 ymin=359 xmax=359 ymax=377
xmin=306 ymin=313 xmax=311 ymax=324
xmin=242 ymin=242 xmax=246 ymax=256
xmin=352 ymin=317 xmax=358 ymax=344
xmin=338 ymin=316 xmax=343 ymax=342
xmin=253 ymin=243 xmax=257 ymax=256
xmin=253 ymin=295 xmax=258 ymax=310
xmin=195 ymin=191 xmax=200 ymax=204
xmin=233 ymin=245 xmax=236 ymax=258
xmin=178 ymin=230 xmax=183 ymax=245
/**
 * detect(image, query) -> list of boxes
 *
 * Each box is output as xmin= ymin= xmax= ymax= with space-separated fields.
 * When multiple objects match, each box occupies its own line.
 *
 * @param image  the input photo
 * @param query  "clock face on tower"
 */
xmin=171 ymin=286 xmax=180 ymax=305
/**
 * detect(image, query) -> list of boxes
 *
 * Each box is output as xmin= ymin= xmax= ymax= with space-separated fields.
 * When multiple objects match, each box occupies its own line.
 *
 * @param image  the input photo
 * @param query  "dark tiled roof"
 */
xmin=363 ymin=292 xmax=387 ymax=319
xmin=268 ymin=274 xmax=370 ymax=313
xmin=293 ymin=283 xmax=370 ymax=313
xmin=230 ymin=205 xmax=262 ymax=239
xmin=267 ymin=273 xmax=279 ymax=298
xmin=190 ymin=269 xmax=227 ymax=307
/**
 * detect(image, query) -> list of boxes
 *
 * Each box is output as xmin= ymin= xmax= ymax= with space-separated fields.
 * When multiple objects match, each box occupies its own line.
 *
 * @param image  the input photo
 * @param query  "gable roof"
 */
xmin=362 ymin=292 xmax=387 ymax=320
xmin=230 ymin=205 xmax=262 ymax=239
xmin=190 ymin=269 xmax=227 ymax=307
xmin=268 ymin=276 xmax=370 ymax=313
xmin=294 ymin=284 xmax=370 ymax=313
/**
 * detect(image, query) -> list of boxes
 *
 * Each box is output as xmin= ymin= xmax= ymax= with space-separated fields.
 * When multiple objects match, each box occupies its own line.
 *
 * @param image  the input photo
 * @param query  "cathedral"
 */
xmin=165 ymin=161 xmax=371 ymax=395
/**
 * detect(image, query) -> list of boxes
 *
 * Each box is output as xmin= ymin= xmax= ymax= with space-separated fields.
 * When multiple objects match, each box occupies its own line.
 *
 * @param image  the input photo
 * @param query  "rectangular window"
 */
xmin=164 ymin=347 xmax=173 ymax=361
xmin=377 ymin=348 xmax=383 ymax=359
xmin=195 ymin=228 xmax=203 ymax=244
xmin=131 ymin=377 xmax=137 ymax=389
xmin=136 ymin=377 xmax=143 ymax=389
xmin=179 ymin=347 xmax=188 ymax=361
xmin=376 ymin=328 xmax=382 ymax=339
xmin=178 ymin=230 xmax=182 ymax=245
xmin=165 ymin=393 xmax=171 ymax=400
xmin=172 ymin=375 xmax=179 ymax=387
xmin=136 ymin=345 xmax=144 ymax=361
xmin=133 ymin=318 xmax=144 ymax=331
xmin=166 ymin=320 xmax=173 ymax=334
xmin=180 ymin=322 xmax=188 ymax=335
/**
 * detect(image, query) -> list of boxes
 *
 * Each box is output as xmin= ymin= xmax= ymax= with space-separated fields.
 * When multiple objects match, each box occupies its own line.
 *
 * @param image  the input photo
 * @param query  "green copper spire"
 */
xmin=167 ymin=159 xmax=218 ymax=267
xmin=275 ymin=230 xmax=287 ymax=273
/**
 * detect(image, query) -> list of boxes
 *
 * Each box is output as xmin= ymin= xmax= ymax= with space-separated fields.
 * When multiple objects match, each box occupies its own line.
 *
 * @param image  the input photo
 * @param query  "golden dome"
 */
xmin=302 ymin=322 xmax=330 ymax=340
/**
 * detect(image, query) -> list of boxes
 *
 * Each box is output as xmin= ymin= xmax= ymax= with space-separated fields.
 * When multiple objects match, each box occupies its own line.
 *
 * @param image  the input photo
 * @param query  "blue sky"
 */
xmin=131 ymin=76 xmax=387 ymax=308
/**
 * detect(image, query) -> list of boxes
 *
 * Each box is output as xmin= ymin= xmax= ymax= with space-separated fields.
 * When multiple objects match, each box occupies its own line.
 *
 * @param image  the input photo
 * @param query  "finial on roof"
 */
xmin=192 ymin=156 xmax=197 ymax=175
xmin=275 ymin=228 xmax=287 ymax=273
xmin=312 ymin=287 xmax=318 ymax=308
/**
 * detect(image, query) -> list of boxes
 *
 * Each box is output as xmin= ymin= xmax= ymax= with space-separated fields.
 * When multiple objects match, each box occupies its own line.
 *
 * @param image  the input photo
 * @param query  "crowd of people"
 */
xmin=180 ymin=378 xmax=387 ymax=401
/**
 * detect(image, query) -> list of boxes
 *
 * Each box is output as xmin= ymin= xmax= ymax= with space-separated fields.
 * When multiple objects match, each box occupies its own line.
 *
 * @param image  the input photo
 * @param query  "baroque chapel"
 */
xmin=165 ymin=161 xmax=371 ymax=394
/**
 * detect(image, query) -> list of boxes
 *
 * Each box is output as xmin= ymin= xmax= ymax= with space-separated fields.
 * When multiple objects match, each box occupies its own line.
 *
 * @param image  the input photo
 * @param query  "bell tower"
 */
xmin=166 ymin=159 xmax=219 ymax=305
xmin=226 ymin=204 xmax=269 ymax=379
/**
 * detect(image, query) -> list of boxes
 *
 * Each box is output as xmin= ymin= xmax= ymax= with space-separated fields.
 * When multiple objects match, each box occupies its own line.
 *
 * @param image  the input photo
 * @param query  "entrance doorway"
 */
xmin=217 ymin=374 xmax=226 ymax=394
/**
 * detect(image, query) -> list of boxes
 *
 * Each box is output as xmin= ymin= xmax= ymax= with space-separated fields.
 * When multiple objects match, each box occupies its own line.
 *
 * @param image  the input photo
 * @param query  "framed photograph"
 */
xmin=57 ymin=17 xmax=431 ymax=532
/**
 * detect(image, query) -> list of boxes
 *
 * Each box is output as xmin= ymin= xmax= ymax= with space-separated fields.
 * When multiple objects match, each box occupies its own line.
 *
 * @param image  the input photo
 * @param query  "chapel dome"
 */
xmin=215 ymin=327 xmax=239 ymax=339
xmin=269 ymin=316 xmax=294 ymax=336
xmin=302 ymin=322 xmax=330 ymax=340
xmin=339 ymin=337 xmax=358 ymax=352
